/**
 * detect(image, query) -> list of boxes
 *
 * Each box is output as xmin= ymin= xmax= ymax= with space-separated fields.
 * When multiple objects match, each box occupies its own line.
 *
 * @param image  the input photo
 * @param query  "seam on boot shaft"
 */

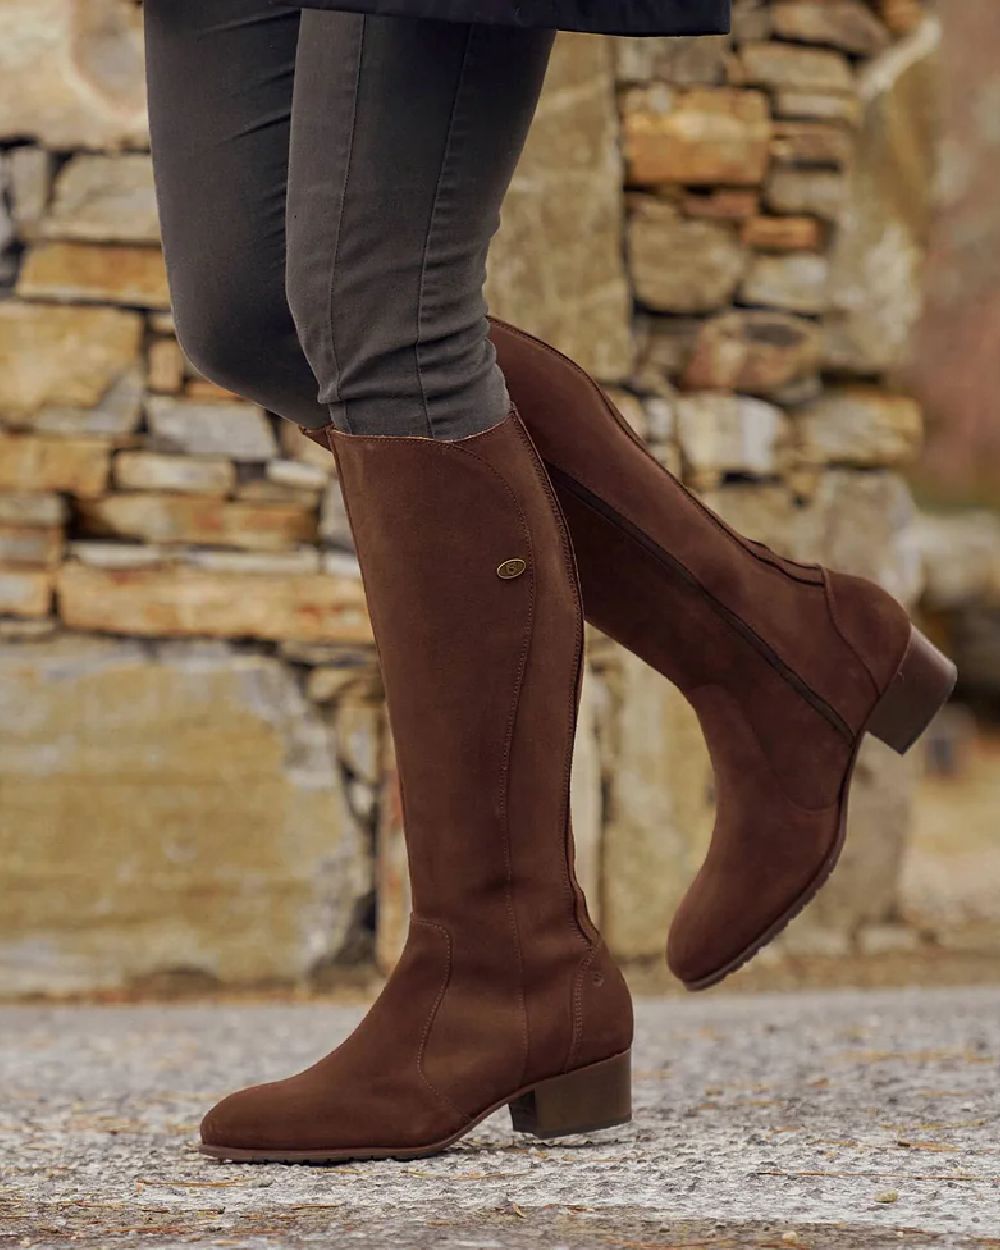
xmin=499 ymin=416 xmax=610 ymax=1077
xmin=460 ymin=429 xmax=535 ymax=1090
xmin=411 ymin=915 xmax=468 ymax=1128
xmin=447 ymin=418 xmax=606 ymax=1082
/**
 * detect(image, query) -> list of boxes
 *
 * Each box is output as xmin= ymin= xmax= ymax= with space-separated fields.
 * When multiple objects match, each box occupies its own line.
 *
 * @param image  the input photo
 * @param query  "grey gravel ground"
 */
xmin=1 ymin=987 xmax=998 ymax=1249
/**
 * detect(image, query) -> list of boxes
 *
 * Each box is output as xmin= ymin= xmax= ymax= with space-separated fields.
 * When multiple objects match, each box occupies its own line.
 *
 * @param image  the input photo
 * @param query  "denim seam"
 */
xmin=323 ymin=15 xmax=366 ymax=434
xmin=414 ymin=26 xmax=477 ymax=440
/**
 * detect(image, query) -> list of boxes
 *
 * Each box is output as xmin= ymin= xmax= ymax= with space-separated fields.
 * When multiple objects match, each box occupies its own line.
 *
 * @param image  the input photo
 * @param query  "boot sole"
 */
xmin=683 ymin=626 xmax=957 ymax=991
xmin=197 ymin=1049 xmax=632 ymax=1164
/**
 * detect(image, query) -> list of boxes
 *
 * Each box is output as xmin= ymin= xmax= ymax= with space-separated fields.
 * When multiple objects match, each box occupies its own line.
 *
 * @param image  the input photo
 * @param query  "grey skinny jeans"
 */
xmin=143 ymin=2 xmax=554 ymax=440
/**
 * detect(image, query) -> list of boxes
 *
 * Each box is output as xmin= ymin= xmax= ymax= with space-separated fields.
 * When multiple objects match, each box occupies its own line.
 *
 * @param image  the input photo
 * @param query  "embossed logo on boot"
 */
xmin=497 ymin=558 xmax=527 ymax=580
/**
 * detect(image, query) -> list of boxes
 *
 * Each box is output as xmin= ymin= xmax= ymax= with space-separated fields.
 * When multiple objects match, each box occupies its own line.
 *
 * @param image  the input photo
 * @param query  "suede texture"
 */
xmin=203 ymin=410 xmax=631 ymax=1155
xmin=489 ymin=319 xmax=914 ymax=986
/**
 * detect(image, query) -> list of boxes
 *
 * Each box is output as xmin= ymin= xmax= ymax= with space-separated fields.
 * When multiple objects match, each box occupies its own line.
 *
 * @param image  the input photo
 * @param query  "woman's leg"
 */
xmin=143 ymin=0 xmax=329 ymax=427
xmin=285 ymin=12 xmax=554 ymax=439
xmin=152 ymin=8 xmax=633 ymax=1164
xmin=144 ymin=6 xmax=952 ymax=1021
xmin=145 ymin=2 xmax=552 ymax=441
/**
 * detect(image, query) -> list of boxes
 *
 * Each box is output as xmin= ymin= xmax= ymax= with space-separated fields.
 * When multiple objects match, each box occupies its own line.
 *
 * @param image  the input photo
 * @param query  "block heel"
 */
xmin=507 ymin=1050 xmax=632 ymax=1139
xmin=867 ymin=626 xmax=957 ymax=755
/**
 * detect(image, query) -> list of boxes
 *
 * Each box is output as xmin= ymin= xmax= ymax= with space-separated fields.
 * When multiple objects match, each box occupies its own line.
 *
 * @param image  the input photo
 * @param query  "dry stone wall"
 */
xmin=0 ymin=0 xmax=936 ymax=992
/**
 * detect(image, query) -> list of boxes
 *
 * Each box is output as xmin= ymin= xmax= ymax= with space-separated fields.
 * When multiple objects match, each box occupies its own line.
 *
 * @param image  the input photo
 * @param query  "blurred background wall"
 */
xmin=909 ymin=1 xmax=1000 ymax=510
xmin=0 ymin=0 xmax=996 ymax=996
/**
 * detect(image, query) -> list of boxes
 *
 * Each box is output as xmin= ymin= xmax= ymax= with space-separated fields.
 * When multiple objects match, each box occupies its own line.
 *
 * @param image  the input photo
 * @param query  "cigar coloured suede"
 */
xmin=200 ymin=412 xmax=632 ymax=1159
xmin=489 ymin=319 xmax=955 ymax=989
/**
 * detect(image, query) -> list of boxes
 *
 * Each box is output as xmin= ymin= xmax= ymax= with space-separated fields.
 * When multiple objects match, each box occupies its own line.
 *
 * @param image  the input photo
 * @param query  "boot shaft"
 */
xmin=330 ymin=418 xmax=583 ymax=921
xmin=326 ymin=413 xmax=632 ymax=1088
xmin=490 ymin=317 xmax=912 ymax=739
xmin=490 ymin=317 xmax=953 ymax=992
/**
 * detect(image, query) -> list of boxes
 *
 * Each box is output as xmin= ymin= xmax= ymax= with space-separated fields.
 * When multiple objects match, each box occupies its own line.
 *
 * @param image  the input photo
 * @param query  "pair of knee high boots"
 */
xmin=200 ymin=321 xmax=956 ymax=1163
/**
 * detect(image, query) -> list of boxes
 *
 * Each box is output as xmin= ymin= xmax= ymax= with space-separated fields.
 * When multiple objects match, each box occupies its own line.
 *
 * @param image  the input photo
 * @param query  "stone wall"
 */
xmin=0 ymin=0 xmax=938 ymax=993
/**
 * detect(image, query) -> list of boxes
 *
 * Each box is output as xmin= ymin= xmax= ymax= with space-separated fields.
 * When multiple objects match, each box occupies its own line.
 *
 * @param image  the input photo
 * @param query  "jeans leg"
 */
xmin=286 ymin=13 xmax=554 ymax=439
xmin=143 ymin=0 xmax=331 ymax=428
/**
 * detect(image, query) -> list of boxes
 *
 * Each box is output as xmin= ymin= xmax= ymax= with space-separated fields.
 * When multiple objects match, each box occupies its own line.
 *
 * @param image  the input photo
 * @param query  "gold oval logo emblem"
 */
xmin=497 ymin=558 xmax=527 ymax=580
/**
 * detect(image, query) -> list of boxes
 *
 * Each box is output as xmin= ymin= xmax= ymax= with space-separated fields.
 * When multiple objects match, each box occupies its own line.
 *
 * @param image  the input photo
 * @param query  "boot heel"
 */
xmin=508 ymin=1051 xmax=631 ymax=1139
xmin=867 ymin=626 xmax=957 ymax=755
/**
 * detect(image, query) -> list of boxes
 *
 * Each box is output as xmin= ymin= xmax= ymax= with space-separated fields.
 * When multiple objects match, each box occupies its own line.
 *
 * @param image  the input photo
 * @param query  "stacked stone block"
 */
xmin=0 ymin=0 xmax=938 ymax=992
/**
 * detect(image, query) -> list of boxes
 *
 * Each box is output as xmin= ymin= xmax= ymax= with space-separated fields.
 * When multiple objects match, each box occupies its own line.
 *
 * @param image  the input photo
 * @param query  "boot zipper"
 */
xmin=548 ymin=465 xmax=855 ymax=745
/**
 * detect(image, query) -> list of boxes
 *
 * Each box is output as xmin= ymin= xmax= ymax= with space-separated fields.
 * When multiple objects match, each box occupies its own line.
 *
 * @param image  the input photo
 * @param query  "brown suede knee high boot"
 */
xmin=199 ymin=410 xmax=632 ymax=1162
xmin=489 ymin=319 xmax=956 ymax=992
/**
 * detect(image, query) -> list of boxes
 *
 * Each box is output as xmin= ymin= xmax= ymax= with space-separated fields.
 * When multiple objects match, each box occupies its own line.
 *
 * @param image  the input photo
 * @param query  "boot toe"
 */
xmin=200 ymin=1086 xmax=260 ymax=1150
xmin=668 ymin=826 xmax=842 ymax=987
xmin=666 ymin=911 xmax=728 ymax=988
xmin=668 ymin=867 xmax=814 ymax=987
xmin=200 ymin=1080 xmax=300 ymax=1152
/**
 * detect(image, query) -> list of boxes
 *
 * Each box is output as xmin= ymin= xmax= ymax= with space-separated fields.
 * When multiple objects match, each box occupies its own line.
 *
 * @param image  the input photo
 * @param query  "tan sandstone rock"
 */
xmin=771 ymin=2 xmax=891 ymax=56
xmin=795 ymin=387 xmax=924 ymax=467
xmin=0 ymin=434 xmax=110 ymax=498
xmin=599 ymin=648 xmax=714 ymax=961
xmin=0 ymin=524 xmax=63 ymax=568
xmin=0 ymin=303 xmax=141 ymax=419
xmin=767 ymin=168 xmax=849 ymax=221
xmin=771 ymin=120 xmax=855 ymax=167
xmin=623 ymin=87 xmax=772 ymax=187
xmin=0 ymin=0 xmax=148 ymax=150
xmin=0 ymin=568 xmax=53 ymax=618
xmin=57 ymin=562 xmax=372 ymax=644
xmin=77 ymin=494 xmax=317 ymax=552
xmin=18 ymin=243 xmax=171 ymax=309
xmin=683 ymin=310 xmax=822 ymax=394
xmin=0 ymin=638 xmax=370 ymax=993
xmin=113 ymin=452 xmax=236 ymax=497
xmin=823 ymin=16 xmax=939 ymax=373
xmin=7 ymin=147 xmax=51 ymax=232
xmin=742 ymin=215 xmax=824 ymax=252
xmin=676 ymin=393 xmax=788 ymax=484
xmin=0 ymin=493 xmax=66 ymax=528
xmin=146 ymin=397 xmax=278 ymax=461
xmin=629 ymin=198 xmax=747 ymax=313
xmin=38 ymin=154 xmax=160 ymax=243
xmin=739 ymin=41 xmax=855 ymax=93
xmin=487 ymin=35 xmax=632 ymax=382
xmin=740 ymin=253 xmax=831 ymax=314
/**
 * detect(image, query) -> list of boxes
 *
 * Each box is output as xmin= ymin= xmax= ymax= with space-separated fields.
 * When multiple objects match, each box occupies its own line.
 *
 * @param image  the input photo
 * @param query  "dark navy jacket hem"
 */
xmin=285 ymin=0 xmax=732 ymax=37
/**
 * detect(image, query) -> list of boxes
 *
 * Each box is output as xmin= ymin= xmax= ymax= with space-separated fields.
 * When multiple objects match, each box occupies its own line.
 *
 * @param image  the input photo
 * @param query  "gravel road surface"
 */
xmin=2 ymin=987 xmax=998 ymax=1248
